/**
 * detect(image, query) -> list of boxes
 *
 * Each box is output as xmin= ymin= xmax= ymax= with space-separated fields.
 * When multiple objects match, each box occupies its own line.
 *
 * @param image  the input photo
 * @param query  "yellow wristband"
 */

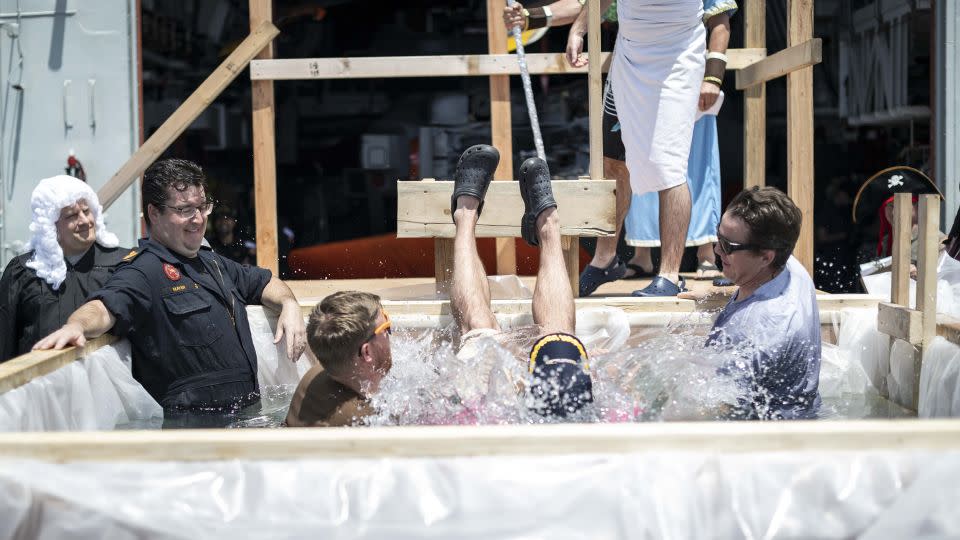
xmin=703 ymin=76 xmax=723 ymax=87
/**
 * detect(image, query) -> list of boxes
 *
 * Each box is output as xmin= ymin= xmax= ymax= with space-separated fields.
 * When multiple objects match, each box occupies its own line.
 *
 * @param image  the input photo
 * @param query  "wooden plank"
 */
xmin=249 ymin=50 xmax=766 ymax=81
xmin=0 ymin=335 xmax=118 ymax=394
xmin=397 ymin=180 xmax=616 ymax=238
xmin=735 ymin=39 xmax=823 ymax=90
xmin=434 ymin=238 xmax=455 ymax=290
xmin=937 ymin=314 xmax=960 ymax=347
xmin=8 ymin=420 xmax=960 ymax=462
xmin=97 ymin=21 xmax=279 ymax=209
xmin=588 ymin=0 xmax=603 ymax=181
xmin=891 ymin=193 xmax=912 ymax=305
xmin=787 ymin=0 xmax=815 ymax=274
xmin=251 ymin=1 xmax=279 ymax=275
xmin=278 ymin=292 xmax=882 ymax=318
xmin=877 ymin=302 xmax=923 ymax=344
xmin=562 ymin=235 xmax=581 ymax=298
xmin=917 ymin=194 xmax=940 ymax=346
xmin=487 ymin=0 xmax=516 ymax=276
xmin=743 ymin=0 xmax=766 ymax=189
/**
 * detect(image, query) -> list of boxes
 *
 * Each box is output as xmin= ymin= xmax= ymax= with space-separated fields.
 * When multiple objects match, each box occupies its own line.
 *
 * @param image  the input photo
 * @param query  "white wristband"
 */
xmin=706 ymin=51 xmax=728 ymax=62
xmin=543 ymin=5 xmax=553 ymax=26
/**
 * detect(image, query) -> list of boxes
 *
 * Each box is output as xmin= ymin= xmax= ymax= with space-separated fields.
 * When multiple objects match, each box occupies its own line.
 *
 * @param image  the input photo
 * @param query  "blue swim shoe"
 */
xmin=631 ymin=276 xmax=687 ymax=297
xmin=578 ymin=257 xmax=626 ymax=297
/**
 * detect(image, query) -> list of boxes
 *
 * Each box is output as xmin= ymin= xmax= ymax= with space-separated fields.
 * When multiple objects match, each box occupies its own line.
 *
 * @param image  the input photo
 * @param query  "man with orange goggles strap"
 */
xmin=286 ymin=295 xmax=393 ymax=427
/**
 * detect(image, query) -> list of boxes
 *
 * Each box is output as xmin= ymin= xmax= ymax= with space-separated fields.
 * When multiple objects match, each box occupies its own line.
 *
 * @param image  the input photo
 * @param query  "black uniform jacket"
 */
xmin=0 ymin=243 xmax=130 ymax=362
xmin=90 ymin=238 xmax=272 ymax=409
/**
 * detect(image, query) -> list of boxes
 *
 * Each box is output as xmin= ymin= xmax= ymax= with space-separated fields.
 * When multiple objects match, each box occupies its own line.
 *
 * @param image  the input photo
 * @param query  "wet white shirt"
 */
xmin=709 ymin=256 xmax=822 ymax=419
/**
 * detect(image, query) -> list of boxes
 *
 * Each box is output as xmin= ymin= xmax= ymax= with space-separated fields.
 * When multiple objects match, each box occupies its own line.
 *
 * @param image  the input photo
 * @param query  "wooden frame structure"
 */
xmin=243 ymin=0 xmax=824 ymax=287
xmin=875 ymin=193 xmax=941 ymax=410
xmin=91 ymin=0 xmax=824 ymax=285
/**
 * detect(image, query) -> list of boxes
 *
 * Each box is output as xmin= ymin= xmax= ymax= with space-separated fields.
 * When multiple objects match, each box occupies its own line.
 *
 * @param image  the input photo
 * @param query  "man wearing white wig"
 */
xmin=0 ymin=175 xmax=130 ymax=362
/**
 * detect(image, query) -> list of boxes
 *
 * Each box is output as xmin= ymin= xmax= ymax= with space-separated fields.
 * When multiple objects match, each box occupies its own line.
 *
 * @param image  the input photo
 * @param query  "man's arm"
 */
xmin=260 ymin=277 xmax=307 ymax=362
xmin=503 ymin=0 xmax=589 ymax=31
xmin=700 ymin=13 xmax=732 ymax=111
xmin=32 ymin=300 xmax=115 ymax=350
xmin=564 ymin=0 xmax=614 ymax=67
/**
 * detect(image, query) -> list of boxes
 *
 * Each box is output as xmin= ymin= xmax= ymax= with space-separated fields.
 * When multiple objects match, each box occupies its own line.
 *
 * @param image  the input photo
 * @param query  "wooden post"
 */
xmin=744 ymin=0 xmax=766 ymax=189
xmin=891 ymin=193 xmax=912 ymax=306
xmin=434 ymin=238 xmax=455 ymax=293
xmin=787 ymin=0 xmax=814 ymax=274
xmin=917 ymin=195 xmax=940 ymax=347
xmin=886 ymin=193 xmax=913 ymax=399
xmin=588 ymin=0 xmax=603 ymax=179
xmin=251 ymin=0 xmax=279 ymax=276
xmin=487 ymin=0 xmax=517 ymax=276
xmin=564 ymin=0 xmax=605 ymax=297
xmin=913 ymin=194 xmax=940 ymax=409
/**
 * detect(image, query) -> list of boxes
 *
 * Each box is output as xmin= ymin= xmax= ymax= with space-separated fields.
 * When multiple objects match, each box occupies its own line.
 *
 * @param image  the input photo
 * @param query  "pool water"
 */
xmin=144 ymin=321 xmax=913 ymax=430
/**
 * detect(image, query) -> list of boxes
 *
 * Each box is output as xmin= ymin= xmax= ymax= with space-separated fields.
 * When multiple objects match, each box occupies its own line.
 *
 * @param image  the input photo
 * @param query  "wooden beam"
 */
xmin=743 ymin=0 xmax=766 ymax=189
xmin=6 ymin=420 xmax=960 ymax=462
xmin=248 ymin=50 xmax=766 ymax=81
xmin=251 ymin=1 xmax=279 ymax=275
xmin=736 ymin=39 xmax=822 ymax=90
xmin=787 ymin=0 xmax=815 ymax=274
xmin=562 ymin=235 xmax=581 ymax=298
xmin=487 ymin=0 xmax=516 ymax=276
xmin=434 ymin=238 xmax=455 ymax=290
xmin=0 ymin=335 xmax=117 ymax=394
xmin=917 ymin=194 xmax=940 ymax=346
xmin=274 ymin=292 xmax=882 ymax=319
xmin=891 ymin=193 xmax=912 ymax=305
xmin=97 ymin=21 xmax=279 ymax=209
xmin=937 ymin=314 xmax=960 ymax=347
xmin=877 ymin=302 xmax=923 ymax=344
xmin=588 ymin=0 xmax=603 ymax=181
xmin=397 ymin=180 xmax=616 ymax=238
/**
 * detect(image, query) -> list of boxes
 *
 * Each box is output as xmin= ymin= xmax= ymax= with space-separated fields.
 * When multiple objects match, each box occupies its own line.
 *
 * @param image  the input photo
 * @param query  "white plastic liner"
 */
xmin=862 ymin=252 xmax=960 ymax=318
xmin=0 ymin=340 xmax=162 ymax=432
xmin=247 ymin=308 xmax=312 ymax=388
xmin=1 ymin=451 xmax=959 ymax=539
xmin=920 ymin=337 xmax=960 ymax=417
xmin=837 ymin=307 xmax=890 ymax=396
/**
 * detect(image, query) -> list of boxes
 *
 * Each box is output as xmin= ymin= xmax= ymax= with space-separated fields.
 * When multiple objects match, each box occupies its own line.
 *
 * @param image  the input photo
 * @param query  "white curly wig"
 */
xmin=25 ymin=175 xmax=119 ymax=290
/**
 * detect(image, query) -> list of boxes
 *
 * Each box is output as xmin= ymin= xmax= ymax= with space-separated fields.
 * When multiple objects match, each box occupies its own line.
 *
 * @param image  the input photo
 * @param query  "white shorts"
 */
xmin=456 ymin=328 xmax=502 ymax=360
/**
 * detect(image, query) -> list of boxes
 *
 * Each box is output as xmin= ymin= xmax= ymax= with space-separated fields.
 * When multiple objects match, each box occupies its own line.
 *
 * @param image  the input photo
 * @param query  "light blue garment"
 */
xmin=707 ymin=257 xmax=822 ymax=419
xmin=623 ymin=0 xmax=736 ymax=247
xmin=625 ymin=115 xmax=721 ymax=246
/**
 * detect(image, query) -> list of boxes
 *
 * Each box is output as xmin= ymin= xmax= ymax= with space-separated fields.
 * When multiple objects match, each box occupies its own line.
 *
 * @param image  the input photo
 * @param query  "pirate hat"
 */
xmin=852 ymin=166 xmax=942 ymax=225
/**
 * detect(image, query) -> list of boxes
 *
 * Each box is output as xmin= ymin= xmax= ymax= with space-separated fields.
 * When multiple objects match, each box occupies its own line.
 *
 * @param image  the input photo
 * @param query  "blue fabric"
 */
xmin=702 ymin=0 xmax=738 ymax=21
xmin=707 ymin=257 xmax=822 ymax=419
xmin=624 ymin=115 xmax=721 ymax=246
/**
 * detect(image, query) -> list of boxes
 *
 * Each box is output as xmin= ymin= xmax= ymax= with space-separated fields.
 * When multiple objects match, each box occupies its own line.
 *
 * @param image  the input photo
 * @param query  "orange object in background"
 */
xmin=288 ymin=234 xmax=590 ymax=279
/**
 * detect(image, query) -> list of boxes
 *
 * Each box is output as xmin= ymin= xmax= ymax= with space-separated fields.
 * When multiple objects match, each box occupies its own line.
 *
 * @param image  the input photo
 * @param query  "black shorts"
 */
xmin=602 ymin=79 xmax=626 ymax=162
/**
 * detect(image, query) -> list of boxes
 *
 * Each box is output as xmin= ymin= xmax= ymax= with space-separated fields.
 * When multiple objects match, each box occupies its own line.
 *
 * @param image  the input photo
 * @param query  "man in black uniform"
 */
xmin=0 ymin=175 xmax=131 ymax=362
xmin=35 ymin=159 xmax=307 ymax=412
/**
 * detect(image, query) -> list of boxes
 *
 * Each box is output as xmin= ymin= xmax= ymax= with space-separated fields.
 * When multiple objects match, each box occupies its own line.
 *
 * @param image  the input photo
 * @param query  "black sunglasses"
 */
xmin=716 ymin=232 xmax=764 ymax=255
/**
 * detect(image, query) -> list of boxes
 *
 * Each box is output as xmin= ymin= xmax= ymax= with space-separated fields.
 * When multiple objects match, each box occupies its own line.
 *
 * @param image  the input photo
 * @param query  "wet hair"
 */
xmin=726 ymin=186 xmax=802 ymax=268
xmin=306 ymin=291 xmax=382 ymax=376
xmin=141 ymin=158 xmax=208 ymax=228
